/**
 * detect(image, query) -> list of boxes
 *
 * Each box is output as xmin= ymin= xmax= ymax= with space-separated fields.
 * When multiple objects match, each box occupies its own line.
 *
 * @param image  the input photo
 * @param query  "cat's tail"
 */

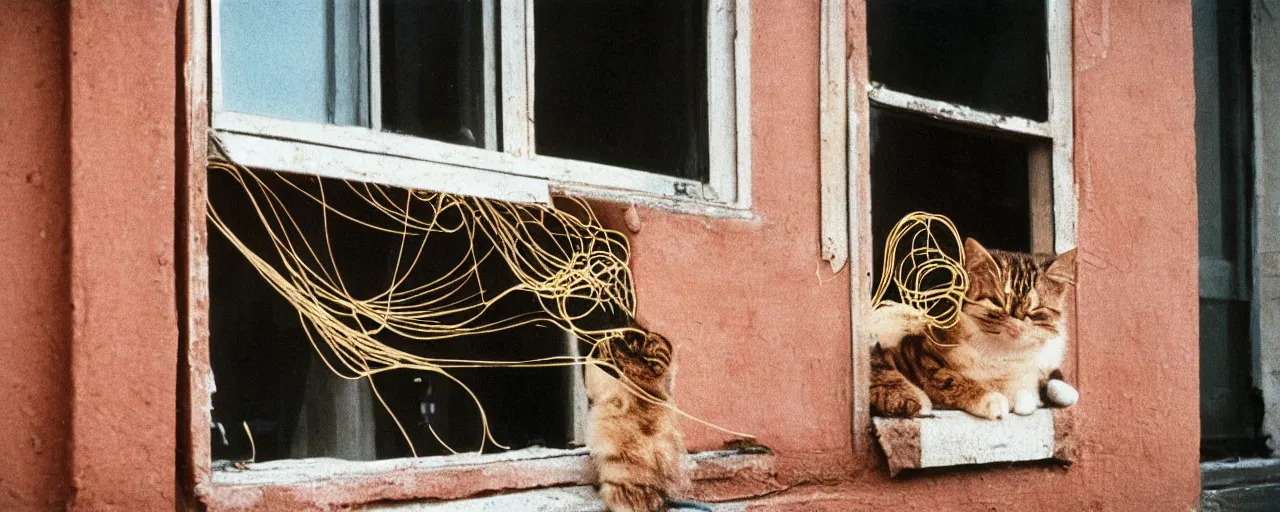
xmin=598 ymin=482 xmax=665 ymax=512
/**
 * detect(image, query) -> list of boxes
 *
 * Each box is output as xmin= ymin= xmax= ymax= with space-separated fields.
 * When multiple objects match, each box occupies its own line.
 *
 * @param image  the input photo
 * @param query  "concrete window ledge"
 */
xmin=199 ymin=447 xmax=774 ymax=510
xmin=872 ymin=408 xmax=1077 ymax=476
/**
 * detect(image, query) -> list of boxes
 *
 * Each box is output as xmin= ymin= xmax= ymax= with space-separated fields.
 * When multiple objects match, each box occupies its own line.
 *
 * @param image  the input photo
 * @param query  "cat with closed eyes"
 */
xmin=869 ymin=238 xmax=1080 ymax=419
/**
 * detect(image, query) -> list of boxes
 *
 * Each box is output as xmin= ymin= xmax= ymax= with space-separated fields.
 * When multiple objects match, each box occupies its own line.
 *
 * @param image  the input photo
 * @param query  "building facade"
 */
xmin=0 ymin=1 xmax=1210 ymax=510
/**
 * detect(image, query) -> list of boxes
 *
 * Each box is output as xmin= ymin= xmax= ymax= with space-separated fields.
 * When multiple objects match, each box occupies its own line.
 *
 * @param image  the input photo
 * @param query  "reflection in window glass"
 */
xmin=870 ymin=107 xmax=1033 ymax=283
xmin=534 ymin=0 xmax=708 ymax=180
xmin=868 ymin=0 xmax=1048 ymax=121
xmin=380 ymin=0 xmax=488 ymax=147
xmin=220 ymin=0 xmax=369 ymax=126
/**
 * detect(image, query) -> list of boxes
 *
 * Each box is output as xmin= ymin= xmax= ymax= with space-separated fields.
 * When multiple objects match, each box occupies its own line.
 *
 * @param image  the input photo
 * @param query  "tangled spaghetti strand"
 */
xmin=206 ymin=159 xmax=751 ymax=456
xmin=871 ymin=212 xmax=970 ymax=346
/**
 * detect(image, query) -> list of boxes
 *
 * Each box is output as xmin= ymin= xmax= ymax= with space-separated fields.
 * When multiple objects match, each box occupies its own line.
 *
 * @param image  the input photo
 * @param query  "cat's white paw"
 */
xmin=1045 ymin=379 xmax=1079 ymax=407
xmin=1013 ymin=389 xmax=1039 ymax=415
xmin=865 ymin=302 xmax=927 ymax=348
xmin=967 ymin=391 xmax=1010 ymax=420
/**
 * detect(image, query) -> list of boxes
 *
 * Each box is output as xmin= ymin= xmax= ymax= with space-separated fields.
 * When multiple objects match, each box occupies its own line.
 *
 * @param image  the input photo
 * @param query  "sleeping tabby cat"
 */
xmin=585 ymin=328 xmax=695 ymax=512
xmin=869 ymin=238 xmax=1080 ymax=419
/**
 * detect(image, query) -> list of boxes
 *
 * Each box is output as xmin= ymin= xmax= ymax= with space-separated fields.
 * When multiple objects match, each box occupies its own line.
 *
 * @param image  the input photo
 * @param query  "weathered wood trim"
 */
xmin=706 ymin=0 xmax=739 ymax=205
xmin=533 ymin=155 xmax=706 ymax=202
xmin=1047 ymin=0 xmax=1077 ymax=252
xmin=479 ymin=0 xmax=497 ymax=151
xmin=867 ymin=85 xmax=1053 ymax=138
xmin=1029 ymin=143 xmax=1055 ymax=255
xmin=847 ymin=0 xmax=875 ymax=474
xmin=820 ymin=0 xmax=848 ymax=273
xmin=368 ymin=0 xmax=382 ymax=132
xmin=499 ymin=0 xmax=532 ymax=158
xmin=213 ymin=111 xmax=545 ymax=180
xmin=733 ymin=0 xmax=753 ymax=211
xmin=181 ymin=0 xmax=213 ymax=503
xmin=214 ymin=131 xmax=552 ymax=204
xmin=208 ymin=0 xmax=223 ymax=114
xmin=203 ymin=449 xmax=774 ymax=510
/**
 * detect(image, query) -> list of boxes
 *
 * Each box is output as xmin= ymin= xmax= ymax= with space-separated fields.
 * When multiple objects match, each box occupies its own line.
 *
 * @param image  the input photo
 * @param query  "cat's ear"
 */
xmin=963 ymin=238 xmax=999 ymax=278
xmin=963 ymin=238 xmax=1000 ymax=299
xmin=1045 ymin=248 xmax=1077 ymax=284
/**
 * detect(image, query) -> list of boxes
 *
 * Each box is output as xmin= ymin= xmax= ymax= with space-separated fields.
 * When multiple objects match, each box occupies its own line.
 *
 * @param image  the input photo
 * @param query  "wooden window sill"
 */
xmin=199 ymin=448 xmax=774 ymax=510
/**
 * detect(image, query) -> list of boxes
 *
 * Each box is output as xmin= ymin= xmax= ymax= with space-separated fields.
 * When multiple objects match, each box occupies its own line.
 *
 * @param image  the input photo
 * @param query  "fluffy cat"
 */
xmin=869 ymin=238 xmax=1079 ymax=419
xmin=585 ymin=328 xmax=690 ymax=512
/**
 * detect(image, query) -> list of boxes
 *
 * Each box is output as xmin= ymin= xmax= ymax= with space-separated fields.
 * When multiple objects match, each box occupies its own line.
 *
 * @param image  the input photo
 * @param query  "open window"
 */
xmin=191 ymin=0 xmax=754 ymax=505
xmin=206 ymin=170 xmax=596 ymax=463
xmin=211 ymin=0 xmax=750 ymax=212
xmin=863 ymin=0 xmax=1077 ymax=475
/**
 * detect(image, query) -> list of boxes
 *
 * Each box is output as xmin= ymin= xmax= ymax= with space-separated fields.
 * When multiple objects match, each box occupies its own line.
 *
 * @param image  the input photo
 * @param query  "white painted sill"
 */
xmin=209 ymin=446 xmax=590 ymax=487
xmin=366 ymin=486 xmax=751 ymax=512
xmin=212 ymin=113 xmax=756 ymax=220
xmin=201 ymin=447 xmax=773 ymax=509
xmin=872 ymin=408 xmax=1078 ymax=476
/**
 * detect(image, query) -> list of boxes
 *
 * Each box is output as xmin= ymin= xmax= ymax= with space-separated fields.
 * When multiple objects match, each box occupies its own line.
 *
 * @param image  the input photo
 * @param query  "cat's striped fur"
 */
xmin=586 ymin=328 xmax=689 ymax=512
xmin=869 ymin=238 xmax=1078 ymax=419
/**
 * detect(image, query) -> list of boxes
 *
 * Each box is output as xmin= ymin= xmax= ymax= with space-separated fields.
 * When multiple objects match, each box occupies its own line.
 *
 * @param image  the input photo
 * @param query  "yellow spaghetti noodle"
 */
xmin=870 ymin=212 xmax=970 ymax=343
xmin=206 ymin=158 xmax=750 ymax=456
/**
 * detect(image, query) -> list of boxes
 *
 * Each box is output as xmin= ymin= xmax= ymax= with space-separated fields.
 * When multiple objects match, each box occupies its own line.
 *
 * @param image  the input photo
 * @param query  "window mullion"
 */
xmin=210 ymin=0 xmax=225 ymax=114
xmin=481 ymin=0 xmax=499 ymax=151
xmin=368 ymin=0 xmax=382 ymax=131
xmin=1047 ymin=0 xmax=1075 ymax=252
xmin=706 ymin=0 xmax=738 ymax=204
xmin=499 ymin=0 xmax=535 ymax=159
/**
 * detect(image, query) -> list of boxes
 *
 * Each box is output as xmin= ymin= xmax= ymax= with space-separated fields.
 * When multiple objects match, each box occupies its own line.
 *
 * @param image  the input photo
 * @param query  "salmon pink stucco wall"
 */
xmin=0 ymin=0 xmax=1199 ymax=509
xmin=619 ymin=0 xmax=855 ymax=461
xmin=0 ymin=2 xmax=72 ymax=509
xmin=1 ymin=1 xmax=180 ymax=510
xmin=614 ymin=0 xmax=1201 ymax=509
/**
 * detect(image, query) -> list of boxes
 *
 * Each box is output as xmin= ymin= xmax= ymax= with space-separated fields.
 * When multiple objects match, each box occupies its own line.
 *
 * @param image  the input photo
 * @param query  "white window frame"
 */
xmin=835 ymin=0 xmax=1077 ymax=466
xmin=864 ymin=0 xmax=1076 ymax=253
xmin=209 ymin=0 xmax=752 ymax=216
xmin=825 ymin=0 xmax=1076 ymax=276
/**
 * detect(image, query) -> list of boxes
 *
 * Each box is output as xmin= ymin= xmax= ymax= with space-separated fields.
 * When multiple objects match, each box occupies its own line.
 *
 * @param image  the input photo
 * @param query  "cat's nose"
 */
xmin=1005 ymin=323 xmax=1024 ymax=338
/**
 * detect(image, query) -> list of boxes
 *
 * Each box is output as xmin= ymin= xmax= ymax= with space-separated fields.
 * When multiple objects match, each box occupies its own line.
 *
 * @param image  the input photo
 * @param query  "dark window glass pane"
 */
xmin=534 ymin=0 xmax=708 ymax=180
xmin=1199 ymin=299 xmax=1267 ymax=460
xmin=1194 ymin=0 xmax=1253 ymax=267
xmin=380 ymin=0 xmax=487 ymax=147
xmin=221 ymin=0 xmax=369 ymax=125
xmin=868 ymin=0 xmax=1048 ymax=121
xmin=1194 ymin=0 xmax=1261 ymax=461
xmin=870 ymin=107 xmax=1033 ymax=283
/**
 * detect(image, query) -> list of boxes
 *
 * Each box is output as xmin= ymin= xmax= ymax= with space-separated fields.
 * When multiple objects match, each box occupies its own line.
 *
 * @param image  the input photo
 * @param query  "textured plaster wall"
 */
xmin=0 ymin=2 xmax=72 ymax=509
xmin=64 ymin=0 xmax=181 ymax=509
xmin=618 ymin=0 xmax=854 ymax=460
xmin=0 ymin=0 xmax=1199 ymax=509
xmin=0 ymin=4 xmax=182 ymax=509
xmin=618 ymin=0 xmax=1202 ymax=509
